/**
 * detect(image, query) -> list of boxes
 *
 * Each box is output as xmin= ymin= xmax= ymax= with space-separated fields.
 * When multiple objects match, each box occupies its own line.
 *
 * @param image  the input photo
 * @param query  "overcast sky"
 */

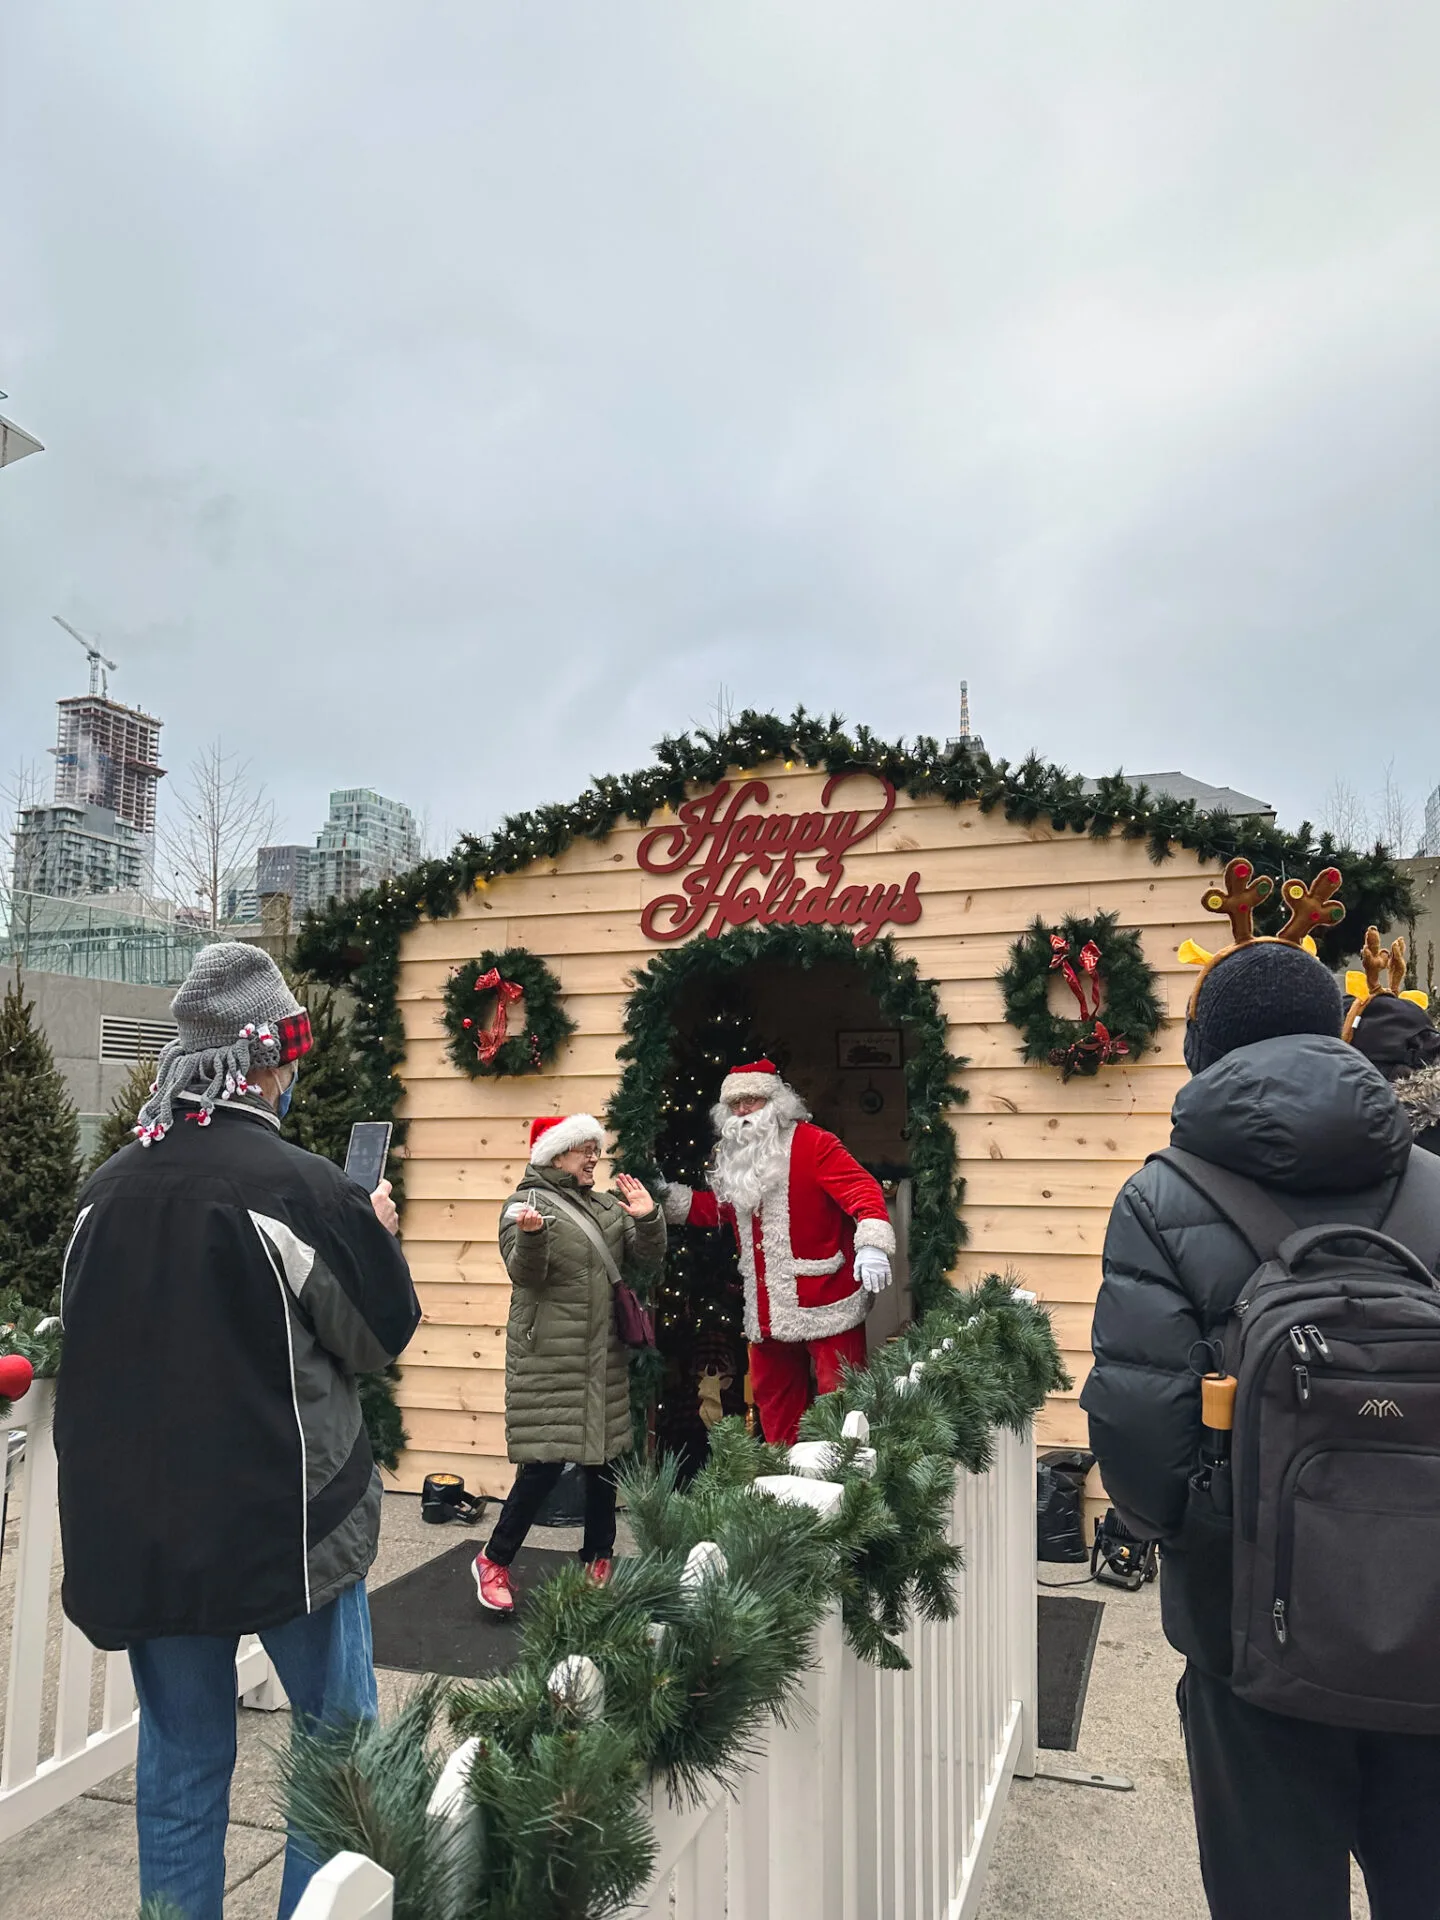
xmin=3 ymin=4 xmax=1437 ymax=859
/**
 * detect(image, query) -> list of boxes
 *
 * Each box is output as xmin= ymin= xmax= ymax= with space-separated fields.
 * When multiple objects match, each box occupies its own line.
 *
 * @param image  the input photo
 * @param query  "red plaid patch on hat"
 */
xmin=275 ymin=1009 xmax=313 ymax=1062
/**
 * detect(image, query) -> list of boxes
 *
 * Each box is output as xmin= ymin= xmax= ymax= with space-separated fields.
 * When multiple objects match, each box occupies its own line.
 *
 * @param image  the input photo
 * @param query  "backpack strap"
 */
xmin=1378 ymin=1148 xmax=1440 ymax=1279
xmin=1148 ymin=1147 xmax=1298 ymax=1264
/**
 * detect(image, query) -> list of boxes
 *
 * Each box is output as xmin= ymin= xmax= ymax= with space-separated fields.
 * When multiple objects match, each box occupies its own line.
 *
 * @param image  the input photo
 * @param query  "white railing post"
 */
xmin=279 ymin=1413 xmax=1042 ymax=1920
xmin=0 ymin=1378 xmax=287 ymax=1845
xmin=1 ymin=1381 xmax=60 ymax=1801
xmin=1007 ymin=1426 xmax=1038 ymax=1780
xmin=290 ymin=1852 xmax=394 ymax=1919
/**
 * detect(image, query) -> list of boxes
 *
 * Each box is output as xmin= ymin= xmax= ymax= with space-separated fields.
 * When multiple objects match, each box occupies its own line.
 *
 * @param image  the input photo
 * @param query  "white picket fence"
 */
xmin=0 ymin=1378 xmax=284 ymax=1846
xmin=296 ymin=1422 xmax=1036 ymax=1920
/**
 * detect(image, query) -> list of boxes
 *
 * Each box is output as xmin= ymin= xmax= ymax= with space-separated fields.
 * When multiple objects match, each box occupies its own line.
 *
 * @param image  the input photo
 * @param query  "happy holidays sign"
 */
xmin=636 ymin=773 xmax=922 ymax=946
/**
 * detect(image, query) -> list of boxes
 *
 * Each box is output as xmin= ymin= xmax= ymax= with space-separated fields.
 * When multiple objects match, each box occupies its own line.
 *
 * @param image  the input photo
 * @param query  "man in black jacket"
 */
xmin=1082 ymin=931 xmax=1440 ymax=1919
xmin=55 ymin=943 xmax=420 ymax=1920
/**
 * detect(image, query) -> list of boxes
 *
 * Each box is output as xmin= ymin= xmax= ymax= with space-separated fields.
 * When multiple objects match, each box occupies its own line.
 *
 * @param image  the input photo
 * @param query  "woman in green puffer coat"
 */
xmin=472 ymin=1113 xmax=665 ymax=1615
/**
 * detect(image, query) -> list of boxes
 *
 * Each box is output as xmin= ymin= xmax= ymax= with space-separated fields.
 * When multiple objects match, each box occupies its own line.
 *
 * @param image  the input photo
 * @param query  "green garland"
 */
xmin=605 ymin=921 xmax=967 ymax=1317
xmin=999 ymin=912 xmax=1166 ymax=1081
xmin=293 ymin=710 xmax=1411 ymax=1181
xmin=441 ymin=948 xmax=576 ymax=1079
xmin=283 ymin=1280 xmax=1069 ymax=1917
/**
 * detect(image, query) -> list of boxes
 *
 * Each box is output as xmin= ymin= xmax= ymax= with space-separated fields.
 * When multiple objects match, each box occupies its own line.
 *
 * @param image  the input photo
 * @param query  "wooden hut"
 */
xmin=296 ymin=721 xmax=1403 ymax=1506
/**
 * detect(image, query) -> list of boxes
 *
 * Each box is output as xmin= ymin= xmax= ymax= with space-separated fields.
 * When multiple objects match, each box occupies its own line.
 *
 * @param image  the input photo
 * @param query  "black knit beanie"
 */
xmin=1186 ymin=942 xmax=1344 ymax=1074
xmin=1348 ymin=995 xmax=1440 ymax=1084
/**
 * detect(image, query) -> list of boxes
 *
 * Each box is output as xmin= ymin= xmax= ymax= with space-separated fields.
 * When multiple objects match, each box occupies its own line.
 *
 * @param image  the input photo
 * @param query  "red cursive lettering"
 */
xmin=636 ymin=772 xmax=922 ymax=945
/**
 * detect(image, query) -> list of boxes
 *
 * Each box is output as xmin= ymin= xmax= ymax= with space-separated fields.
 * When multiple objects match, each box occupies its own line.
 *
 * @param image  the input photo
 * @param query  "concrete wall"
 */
xmin=21 ymin=971 xmax=177 ymax=1157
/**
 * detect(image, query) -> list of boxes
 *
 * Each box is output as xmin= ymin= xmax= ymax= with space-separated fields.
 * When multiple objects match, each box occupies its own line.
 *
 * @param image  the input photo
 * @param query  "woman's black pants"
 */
xmin=483 ymin=1461 xmax=619 ymax=1567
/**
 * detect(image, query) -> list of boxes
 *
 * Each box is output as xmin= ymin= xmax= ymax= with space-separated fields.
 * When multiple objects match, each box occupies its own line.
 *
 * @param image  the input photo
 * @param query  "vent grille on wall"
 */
xmin=100 ymin=1017 xmax=177 ymax=1063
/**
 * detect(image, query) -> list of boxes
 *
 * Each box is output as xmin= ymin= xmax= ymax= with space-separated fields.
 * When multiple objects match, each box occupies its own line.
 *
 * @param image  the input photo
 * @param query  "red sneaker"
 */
xmin=473 ymin=1554 xmax=516 ymax=1614
xmin=585 ymin=1558 xmax=612 ymax=1587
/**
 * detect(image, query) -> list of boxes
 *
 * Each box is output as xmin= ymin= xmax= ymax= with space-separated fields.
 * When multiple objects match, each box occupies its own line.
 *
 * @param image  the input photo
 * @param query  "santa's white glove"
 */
xmin=855 ymin=1247 xmax=892 ymax=1294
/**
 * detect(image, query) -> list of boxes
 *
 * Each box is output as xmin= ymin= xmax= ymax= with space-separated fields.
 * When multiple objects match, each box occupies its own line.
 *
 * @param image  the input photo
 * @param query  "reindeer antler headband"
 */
xmin=1178 ymin=857 xmax=1344 ymax=1017
xmin=1341 ymin=927 xmax=1428 ymax=1038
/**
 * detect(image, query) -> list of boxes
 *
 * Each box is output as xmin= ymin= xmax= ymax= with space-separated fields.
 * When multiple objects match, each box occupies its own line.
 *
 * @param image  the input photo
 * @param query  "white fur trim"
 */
xmin=853 ymin=1217 xmax=897 ymax=1257
xmin=739 ymin=1125 xmax=869 ymax=1344
xmin=719 ymin=1070 xmax=782 ymax=1106
xmin=793 ymin=1252 xmax=846 ymax=1276
xmin=661 ymin=1182 xmax=695 ymax=1225
xmin=529 ymin=1113 xmax=605 ymax=1166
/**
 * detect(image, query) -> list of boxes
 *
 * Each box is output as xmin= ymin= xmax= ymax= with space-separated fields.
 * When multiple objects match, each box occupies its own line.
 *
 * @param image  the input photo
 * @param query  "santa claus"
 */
xmin=660 ymin=1059 xmax=895 ymax=1445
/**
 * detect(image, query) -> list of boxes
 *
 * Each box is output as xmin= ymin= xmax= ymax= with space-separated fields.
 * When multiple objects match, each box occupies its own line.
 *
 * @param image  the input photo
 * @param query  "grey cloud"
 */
xmin=2 ymin=2 xmax=1437 ymax=849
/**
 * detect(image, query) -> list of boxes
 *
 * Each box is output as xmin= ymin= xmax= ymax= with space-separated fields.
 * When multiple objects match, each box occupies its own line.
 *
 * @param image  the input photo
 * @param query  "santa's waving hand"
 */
xmin=660 ymin=1059 xmax=895 ymax=1446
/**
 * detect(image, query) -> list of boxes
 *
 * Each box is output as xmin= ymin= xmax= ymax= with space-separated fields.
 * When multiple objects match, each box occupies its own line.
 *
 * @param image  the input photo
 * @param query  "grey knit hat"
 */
xmin=135 ymin=943 xmax=312 ymax=1144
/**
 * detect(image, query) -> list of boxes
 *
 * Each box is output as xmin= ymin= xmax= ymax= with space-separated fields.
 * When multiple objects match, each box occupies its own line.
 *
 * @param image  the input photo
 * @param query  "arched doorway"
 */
xmin=608 ymin=925 xmax=963 ymax=1475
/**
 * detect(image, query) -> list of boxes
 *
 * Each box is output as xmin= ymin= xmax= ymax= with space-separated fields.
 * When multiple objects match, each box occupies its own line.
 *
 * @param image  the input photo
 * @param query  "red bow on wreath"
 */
xmin=472 ymin=968 xmax=525 ymax=1065
xmin=1048 ymin=935 xmax=1130 ymax=1079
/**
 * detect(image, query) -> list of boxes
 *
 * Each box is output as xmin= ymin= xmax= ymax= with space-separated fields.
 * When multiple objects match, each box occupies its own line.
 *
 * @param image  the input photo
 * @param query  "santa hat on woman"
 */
xmin=528 ymin=1113 xmax=606 ymax=1166
xmin=718 ymin=1059 xmax=783 ymax=1106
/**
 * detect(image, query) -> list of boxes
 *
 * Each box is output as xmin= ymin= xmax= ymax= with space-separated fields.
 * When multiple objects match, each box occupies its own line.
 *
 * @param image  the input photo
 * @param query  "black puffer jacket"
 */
xmin=1081 ymin=1033 xmax=1412 ymax=1676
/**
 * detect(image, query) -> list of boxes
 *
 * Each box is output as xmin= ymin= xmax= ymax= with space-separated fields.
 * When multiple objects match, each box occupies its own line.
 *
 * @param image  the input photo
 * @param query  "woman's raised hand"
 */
xmin=614 ymin=1174 xmax=656 ymax=1218
xmin=516 ymin=1206 xmax=546 ymax=1233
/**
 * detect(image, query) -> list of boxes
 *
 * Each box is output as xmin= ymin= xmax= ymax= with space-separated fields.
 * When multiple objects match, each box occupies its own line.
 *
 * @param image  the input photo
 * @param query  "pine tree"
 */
xmin=84 ymin=1054 xmax=157 ymax=1178
xmin=0 ymin=972 xmax=81 ymax=1310
xmin=281 ymin=973 xmax=372 ymax=1169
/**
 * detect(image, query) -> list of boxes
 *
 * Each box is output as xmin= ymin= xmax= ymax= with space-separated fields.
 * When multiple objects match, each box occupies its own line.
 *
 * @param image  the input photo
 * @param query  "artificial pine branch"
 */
xmin=285 ymin=1283 xmax=1065 ymax=1914
xmin=280 ymin=1680 xmax=458 ymax=1920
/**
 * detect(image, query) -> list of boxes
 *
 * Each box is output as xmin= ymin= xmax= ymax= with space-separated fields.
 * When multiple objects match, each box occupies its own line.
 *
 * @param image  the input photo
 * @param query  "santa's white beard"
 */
xmin=708 ymin=1086 xmax=808 ymax=1214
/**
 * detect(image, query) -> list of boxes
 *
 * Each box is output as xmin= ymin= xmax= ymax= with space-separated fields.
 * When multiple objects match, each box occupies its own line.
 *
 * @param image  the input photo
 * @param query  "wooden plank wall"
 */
xmin=390 ymin=764 xmax=1217 ymax=1495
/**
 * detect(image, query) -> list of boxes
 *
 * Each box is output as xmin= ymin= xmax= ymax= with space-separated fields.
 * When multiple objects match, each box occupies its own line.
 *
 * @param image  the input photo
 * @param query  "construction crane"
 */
xmin=53 ymin=615 xmax=118 ymax=697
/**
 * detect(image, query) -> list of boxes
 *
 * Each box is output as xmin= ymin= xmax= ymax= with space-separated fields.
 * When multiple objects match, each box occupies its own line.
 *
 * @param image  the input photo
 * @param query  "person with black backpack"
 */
xmin=1082 ymin=860 xmax=1440 ymax=1920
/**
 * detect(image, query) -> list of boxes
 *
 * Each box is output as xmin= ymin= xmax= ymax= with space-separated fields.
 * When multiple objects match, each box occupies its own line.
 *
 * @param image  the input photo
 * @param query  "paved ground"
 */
xmin=0 ymin=1493 xmax=526 ymax=1920
xmin=977 ymin=1567 xmax=1370 ymax=1920
xmin=3 ymin=1490 xmax=1372 ymax=1918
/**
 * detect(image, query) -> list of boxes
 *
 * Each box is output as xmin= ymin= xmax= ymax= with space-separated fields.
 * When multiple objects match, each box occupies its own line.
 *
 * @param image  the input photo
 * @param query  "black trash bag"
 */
xmin=534 ymin=1461 xmax=588 ymax=1527
xmin=1037 ymin=1447 xmax=1094 ymax=1563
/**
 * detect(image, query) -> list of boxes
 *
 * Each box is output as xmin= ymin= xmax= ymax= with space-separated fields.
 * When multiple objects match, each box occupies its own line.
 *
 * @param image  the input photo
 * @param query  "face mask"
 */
xmin=277 ymin=1069 xmax=297 ymax=1118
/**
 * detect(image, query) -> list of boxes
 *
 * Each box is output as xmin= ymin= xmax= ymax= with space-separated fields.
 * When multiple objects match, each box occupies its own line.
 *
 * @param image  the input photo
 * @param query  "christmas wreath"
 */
xmin=442 ymin=947 xmax=576 ymax=1078
xmin=998 ymin=912 xmax=1165 ymax=1081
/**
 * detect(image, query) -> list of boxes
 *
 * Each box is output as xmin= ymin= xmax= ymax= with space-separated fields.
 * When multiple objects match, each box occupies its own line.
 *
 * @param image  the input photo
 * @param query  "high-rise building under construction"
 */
xmin=12 ymin=686 xmax=166 ymax=903
xmin=51 ymin=694 xmax=165 ymax=834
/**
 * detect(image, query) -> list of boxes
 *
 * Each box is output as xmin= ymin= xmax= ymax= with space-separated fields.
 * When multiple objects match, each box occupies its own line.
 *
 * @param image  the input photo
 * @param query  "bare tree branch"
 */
xmin=1319 ymin=776 xmax=1370 ymax=848
xmin=159 ymin=741 xmax=277 ymax=936
xmin=1374 ymin=760 xmax=1419 ymax=858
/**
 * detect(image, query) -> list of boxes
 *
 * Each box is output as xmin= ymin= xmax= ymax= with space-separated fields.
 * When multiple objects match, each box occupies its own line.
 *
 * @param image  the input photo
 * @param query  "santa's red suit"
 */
xmin=662 ymin=1062 xmax=895 ymax=1446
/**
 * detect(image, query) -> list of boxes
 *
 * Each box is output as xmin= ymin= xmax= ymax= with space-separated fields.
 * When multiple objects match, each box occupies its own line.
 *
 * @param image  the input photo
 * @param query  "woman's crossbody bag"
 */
xmin=539 ymin=1188 xmax=657 ymax=1349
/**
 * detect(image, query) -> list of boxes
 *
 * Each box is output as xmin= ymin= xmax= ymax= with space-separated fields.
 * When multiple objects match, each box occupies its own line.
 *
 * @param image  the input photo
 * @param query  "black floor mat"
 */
xmin=1037 ymin=1593 xmax=1104 ymax=1750
xmin=372 ymin=1541 xmax=1105 ymax=1750
xmin=369 ymin=1540 xmax=581 ymax=1679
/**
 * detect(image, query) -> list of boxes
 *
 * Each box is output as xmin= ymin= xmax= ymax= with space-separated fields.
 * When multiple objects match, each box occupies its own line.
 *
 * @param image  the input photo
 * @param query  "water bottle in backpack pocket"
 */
xmin=1157 ymin=1146 xmax=1440 ymax=1734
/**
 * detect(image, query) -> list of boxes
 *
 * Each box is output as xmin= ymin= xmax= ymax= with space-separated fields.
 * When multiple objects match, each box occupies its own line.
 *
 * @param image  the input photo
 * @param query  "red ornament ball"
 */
xmin=0 ymin=1354 xmax=35 ymax=1401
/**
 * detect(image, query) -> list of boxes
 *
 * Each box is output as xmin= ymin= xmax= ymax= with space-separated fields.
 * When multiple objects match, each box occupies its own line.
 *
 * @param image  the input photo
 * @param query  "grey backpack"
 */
xmin=1158 ymin=1145 xmax=1440 ymax=1733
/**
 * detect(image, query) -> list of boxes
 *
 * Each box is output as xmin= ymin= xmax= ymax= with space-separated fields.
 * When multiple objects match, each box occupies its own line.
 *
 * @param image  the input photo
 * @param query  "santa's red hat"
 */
xmin=719 ymin=1059 xmax=782 ymax=1106
xmin=528 ymin=1113 xmax=605 ymax=1166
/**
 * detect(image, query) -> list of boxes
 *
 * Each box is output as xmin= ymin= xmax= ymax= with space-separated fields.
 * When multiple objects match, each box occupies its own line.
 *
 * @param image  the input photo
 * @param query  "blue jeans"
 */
xmin=128 ymin=1580 xmax=379 ymax=1920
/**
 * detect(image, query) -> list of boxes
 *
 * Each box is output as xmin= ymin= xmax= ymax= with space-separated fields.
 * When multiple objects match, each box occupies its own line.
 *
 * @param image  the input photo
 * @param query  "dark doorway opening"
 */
xmin=652 ymin=957 xmax=916 ymax=1478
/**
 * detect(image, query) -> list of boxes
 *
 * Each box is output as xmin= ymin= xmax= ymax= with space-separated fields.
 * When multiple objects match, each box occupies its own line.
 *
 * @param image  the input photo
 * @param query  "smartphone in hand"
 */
xmin=344 ymin=1121 xmax=393 ymax=1193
